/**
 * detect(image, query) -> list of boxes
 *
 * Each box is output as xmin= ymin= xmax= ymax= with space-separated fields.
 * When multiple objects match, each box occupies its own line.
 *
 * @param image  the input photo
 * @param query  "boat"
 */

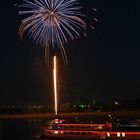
xmin=41 ymin=119 xmax=112 ymax=139
xmin=40 ymin=119 xmax=140 ymax=139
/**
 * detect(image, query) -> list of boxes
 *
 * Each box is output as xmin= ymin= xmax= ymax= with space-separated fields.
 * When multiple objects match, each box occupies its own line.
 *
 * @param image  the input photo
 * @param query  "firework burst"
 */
xmin=18 ymin=0 xmax=88 ymax=64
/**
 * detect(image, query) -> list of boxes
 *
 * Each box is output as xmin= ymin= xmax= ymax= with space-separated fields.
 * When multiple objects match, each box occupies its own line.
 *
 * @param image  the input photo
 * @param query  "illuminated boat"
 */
xmin=41 ymin=119 xmax=113 ymax=139
xmin=40 ymin=119 xmax=140 ymax=139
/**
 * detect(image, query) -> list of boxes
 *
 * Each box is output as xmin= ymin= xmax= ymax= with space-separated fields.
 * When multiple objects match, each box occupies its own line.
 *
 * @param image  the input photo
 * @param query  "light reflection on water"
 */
xmin=0 ymin=119 xmax=67 ymax=140
xmin=0 ymin=118 xmax=140 ymax=140
xmin=0 ymin=119 xmax=43 ymax=140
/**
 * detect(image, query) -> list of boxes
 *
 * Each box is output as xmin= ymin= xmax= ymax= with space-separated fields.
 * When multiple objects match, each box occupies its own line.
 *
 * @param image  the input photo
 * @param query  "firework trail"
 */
xmin=18 ymin=0 xmax=88 ymax=64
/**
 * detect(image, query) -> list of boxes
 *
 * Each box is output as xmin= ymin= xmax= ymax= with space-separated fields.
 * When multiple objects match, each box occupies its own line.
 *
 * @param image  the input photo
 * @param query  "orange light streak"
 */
xmin=47 ymin=129 xmax=140 ymax=137
xmin=53 ymin=56 xmax=58 ymax=115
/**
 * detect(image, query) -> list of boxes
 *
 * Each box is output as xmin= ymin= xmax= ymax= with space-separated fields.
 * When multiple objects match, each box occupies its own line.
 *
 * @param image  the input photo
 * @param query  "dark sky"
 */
xmin=0 ymin=0 xmax=140 ymax=105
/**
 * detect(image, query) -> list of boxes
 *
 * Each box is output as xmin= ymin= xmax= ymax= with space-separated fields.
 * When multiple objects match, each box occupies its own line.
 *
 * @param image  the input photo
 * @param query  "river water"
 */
xmin=0 ymin=119 xmax=46 ymax=140
xmin=0 ymin=118 xmax=140 ymax=140
xmin=0 ymin=117 xmax=106 ymax=140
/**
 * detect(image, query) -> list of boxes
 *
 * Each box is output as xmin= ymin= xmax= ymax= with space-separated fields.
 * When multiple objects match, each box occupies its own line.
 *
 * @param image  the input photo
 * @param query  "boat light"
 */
xmin=122 ymin=132 xmax=125 ymax=137
xmin=117 ymin=132 xmax=120 ymax=137
xmin=107 ymin=132 xmax=110 ymax=137
xmin=54 ymin=131 xmax=58 ymax=134
xmin=98 ymin=126 xmax=102 ymax=129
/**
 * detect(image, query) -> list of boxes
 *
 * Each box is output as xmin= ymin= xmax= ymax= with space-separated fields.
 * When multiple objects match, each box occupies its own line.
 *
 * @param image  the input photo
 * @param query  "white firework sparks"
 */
xmin=19 ymin=0 xmax=87 ymax=63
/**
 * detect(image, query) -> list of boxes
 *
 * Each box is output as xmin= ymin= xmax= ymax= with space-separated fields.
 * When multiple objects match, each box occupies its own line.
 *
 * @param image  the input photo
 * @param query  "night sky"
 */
xmin=0 ymin=0 xmax=140 ymax=105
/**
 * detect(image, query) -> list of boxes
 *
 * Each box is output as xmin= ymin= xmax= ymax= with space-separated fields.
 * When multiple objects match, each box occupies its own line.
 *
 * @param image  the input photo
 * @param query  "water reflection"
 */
xmin=0 ymin=119 xmax=42 ymax=140
xmin=0 ymin=121 xmax=2 ymax=140
xmin=0 ymin=118 xmax=140 ymax=140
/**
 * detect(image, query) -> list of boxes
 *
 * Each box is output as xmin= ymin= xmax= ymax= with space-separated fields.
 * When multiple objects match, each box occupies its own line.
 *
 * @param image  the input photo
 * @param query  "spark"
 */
xmin=93 ymin=17 xmax=98 ymax=22
xmin=18 ymin=0 xmax=87 ymax=64
xmin=90 ymin=25 xmax=95 ymax=30
xmin=92 ymin=8 xmax=97 ymax=11
xmin=14 ymin=4 xmax=17 ymax=7
xmin=53 ymin=56 xmax=58 ymax=115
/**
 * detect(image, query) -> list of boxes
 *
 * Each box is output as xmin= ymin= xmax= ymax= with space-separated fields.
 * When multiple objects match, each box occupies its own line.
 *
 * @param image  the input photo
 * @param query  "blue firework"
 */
xmin=19 ymin=0 xmax=87 ymax=63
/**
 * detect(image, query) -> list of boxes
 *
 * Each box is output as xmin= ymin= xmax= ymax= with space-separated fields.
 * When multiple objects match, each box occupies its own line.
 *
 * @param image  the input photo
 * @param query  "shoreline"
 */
xmin=0 ymin=111 xmax=140 ymax=120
